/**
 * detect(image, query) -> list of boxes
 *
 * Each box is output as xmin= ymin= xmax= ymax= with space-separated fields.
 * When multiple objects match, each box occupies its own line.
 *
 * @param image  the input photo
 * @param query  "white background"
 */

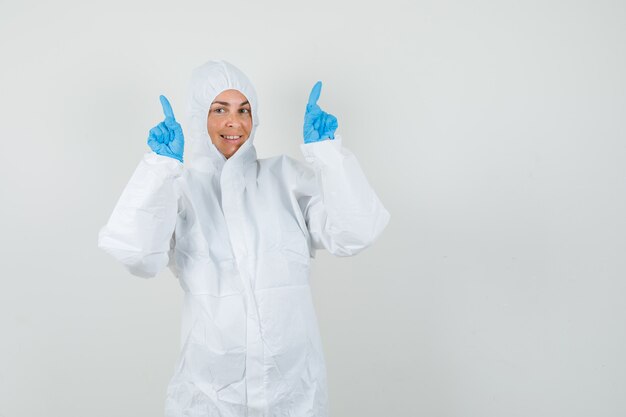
xmin=1 ymin=0 xmax=625 ymax=416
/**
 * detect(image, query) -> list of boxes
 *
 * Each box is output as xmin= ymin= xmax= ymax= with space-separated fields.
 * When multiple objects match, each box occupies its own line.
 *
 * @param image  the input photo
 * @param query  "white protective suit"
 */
xmin=98 ymin=60 xmax=390 ymax=417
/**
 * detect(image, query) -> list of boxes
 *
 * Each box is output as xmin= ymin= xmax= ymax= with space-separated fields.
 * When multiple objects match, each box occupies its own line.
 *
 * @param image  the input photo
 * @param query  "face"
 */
xmin=207 ymin=89 xmax=253 ymax=159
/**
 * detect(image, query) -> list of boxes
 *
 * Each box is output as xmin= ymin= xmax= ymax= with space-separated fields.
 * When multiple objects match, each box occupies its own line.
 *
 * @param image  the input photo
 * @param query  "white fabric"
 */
xmin=98 ymin=60 xmax=390 ymax=417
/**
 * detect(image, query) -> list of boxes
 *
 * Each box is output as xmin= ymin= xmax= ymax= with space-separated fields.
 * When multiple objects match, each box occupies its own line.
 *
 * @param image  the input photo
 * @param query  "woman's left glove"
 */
xmin=303 ymin=81 xmax=338 ymax=144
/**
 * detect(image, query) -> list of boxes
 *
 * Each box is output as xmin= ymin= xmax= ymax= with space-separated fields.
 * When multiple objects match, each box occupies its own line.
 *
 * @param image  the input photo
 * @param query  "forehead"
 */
xmin=212 ymin=89 xmax=249 ymax=104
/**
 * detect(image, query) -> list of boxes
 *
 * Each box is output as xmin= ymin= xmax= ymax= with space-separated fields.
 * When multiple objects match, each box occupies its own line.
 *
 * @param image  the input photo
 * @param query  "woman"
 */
xmin=99 ymin=60 xmax=390 ymax=417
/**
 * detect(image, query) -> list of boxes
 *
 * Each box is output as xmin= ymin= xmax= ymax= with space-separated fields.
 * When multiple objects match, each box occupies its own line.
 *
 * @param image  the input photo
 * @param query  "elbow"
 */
xmin=328 ymin=240 xmax=372 ymax=257
xmin=98 ymin=232 xmax=165 ymax=278
xmin=326 ymin=208 xmax=391 ymax=257
xmin=125 ymin=260 xmax=161 ymax=278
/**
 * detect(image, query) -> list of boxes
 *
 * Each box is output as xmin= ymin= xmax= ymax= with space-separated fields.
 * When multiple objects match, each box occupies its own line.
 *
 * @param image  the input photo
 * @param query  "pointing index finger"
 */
xmin=159 ymin=95 xmax=176 ymax=121
xmin=307 ymin=81 xmax=322 ymax=107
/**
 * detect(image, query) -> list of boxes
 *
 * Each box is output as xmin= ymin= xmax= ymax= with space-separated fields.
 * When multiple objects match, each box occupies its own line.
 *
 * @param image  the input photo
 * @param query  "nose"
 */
xmin=226 ymin=113 xmax=240 ymax=128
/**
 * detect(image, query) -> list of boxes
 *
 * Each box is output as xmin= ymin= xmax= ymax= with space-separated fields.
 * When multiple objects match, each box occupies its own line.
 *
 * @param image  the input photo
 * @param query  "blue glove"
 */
xmin=303 ymin=81 xmax=338 ymax=144
xmin=147 ymin=95 xmax=184 ymax=162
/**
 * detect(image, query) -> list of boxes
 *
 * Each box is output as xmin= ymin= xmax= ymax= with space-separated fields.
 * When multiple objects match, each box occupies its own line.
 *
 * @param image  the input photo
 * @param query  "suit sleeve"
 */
xmin=297 ymin=135 xmax=390 ymax=257
xmin=98 ymin=152 xmax=183 ymax=278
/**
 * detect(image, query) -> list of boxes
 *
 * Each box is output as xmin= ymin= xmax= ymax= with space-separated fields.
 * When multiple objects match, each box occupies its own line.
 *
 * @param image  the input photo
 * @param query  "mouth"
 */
xmin=221 ymin=135 xmax=244 ymax=141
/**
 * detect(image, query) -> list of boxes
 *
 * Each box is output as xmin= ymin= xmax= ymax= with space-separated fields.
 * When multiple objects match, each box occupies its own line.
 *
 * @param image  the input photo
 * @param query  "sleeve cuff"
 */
xmin=300 ymin=135 xmax=344 ymax=165
xmin=142 ymin=151 xmax=184 ymax=178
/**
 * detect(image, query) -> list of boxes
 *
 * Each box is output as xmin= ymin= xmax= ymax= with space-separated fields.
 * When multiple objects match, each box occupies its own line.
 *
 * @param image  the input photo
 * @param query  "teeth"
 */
xmin=223 ymin=135 xmax=241 ymax=140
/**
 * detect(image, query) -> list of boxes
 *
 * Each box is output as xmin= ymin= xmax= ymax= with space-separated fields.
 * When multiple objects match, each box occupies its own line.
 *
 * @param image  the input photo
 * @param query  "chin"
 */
xmin=221 ymin=145 xmax=240 ymax=159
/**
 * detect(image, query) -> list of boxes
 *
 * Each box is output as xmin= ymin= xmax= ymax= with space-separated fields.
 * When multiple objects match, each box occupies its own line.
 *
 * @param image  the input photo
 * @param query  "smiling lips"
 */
xmin=221 ymin=135 xmax=243 ymax=141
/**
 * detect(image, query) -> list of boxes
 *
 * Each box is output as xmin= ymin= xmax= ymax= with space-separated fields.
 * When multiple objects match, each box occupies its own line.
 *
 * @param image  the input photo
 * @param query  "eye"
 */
xmin=213 ymin=107 xmax=225 ymax=114
xmin=239 ymin=108 xmax=250 ymax=114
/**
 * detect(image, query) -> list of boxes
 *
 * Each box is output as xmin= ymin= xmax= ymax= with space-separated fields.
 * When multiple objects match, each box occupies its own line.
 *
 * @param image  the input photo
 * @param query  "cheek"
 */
xmin=206 ymin=118 xmax=218 ymax=135
xmin=244 ymin=118 xmax=253 ymax=134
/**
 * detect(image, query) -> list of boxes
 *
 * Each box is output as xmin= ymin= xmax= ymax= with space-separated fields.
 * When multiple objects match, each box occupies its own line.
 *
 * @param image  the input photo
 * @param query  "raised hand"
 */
xmin=303 ymin=81 xmax=338 ymax=144
xmin=147 ymin=95 xmax=184 ymax=162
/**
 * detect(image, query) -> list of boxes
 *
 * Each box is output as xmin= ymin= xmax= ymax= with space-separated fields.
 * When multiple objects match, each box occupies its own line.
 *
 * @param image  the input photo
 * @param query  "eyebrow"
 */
xmin=211 ymin=100 xmax=250 ymax=107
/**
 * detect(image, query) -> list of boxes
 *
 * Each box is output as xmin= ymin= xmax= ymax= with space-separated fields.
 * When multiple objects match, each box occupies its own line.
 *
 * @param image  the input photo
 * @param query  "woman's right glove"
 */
xmin=147 ymin=95 xmax=185 ymax=163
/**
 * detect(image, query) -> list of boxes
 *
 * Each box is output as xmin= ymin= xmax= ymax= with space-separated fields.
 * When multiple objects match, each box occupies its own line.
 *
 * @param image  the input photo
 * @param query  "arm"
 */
xmin=298 ymin=135 xmax=390 ymax=257
xmin=299 ymin=81 xmax=389 ymax=256
xmin=98 ymin=153 xmax=182 ymax=278
xmin=98 ymin=95 xmax=185 ymax=278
